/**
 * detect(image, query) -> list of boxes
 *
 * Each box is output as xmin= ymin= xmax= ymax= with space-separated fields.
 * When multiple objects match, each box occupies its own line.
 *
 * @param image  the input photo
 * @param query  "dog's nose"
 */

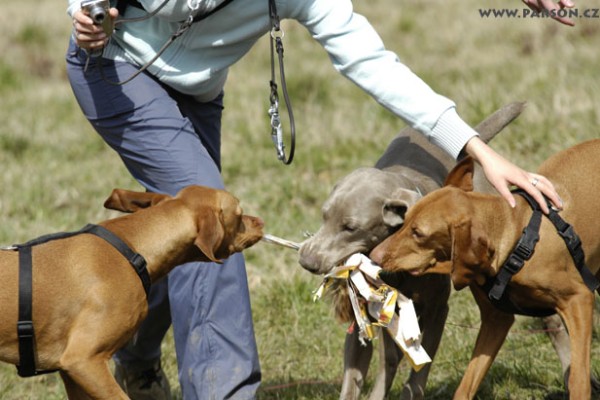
xmin=298 ymin=245 xmax=322 ymax=274
xmin=244 ymin=215 xmax=265 ymax=230
xmin=298 ymin=255 xmax=318 ymax=273
xmin=369 ymin=245 xmax=384 ymax=266
xmin=253 ymin=216 xmax=265 ymax=229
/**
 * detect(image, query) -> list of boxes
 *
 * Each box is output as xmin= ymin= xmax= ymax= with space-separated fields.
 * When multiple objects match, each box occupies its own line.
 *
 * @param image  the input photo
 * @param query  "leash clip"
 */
xmin=268 ymin=96 xmax=285 ymax=161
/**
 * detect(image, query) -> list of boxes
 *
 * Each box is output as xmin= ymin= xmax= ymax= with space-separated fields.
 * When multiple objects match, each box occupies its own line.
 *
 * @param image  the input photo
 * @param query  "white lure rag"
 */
xmin=313 ymin=253 xmax=431 ymax=371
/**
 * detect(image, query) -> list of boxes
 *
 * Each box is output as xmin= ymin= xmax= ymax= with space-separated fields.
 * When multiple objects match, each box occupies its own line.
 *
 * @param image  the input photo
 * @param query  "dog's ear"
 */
xmin=382 ymin=189 xmax=421 ymax=228
xmin=444 ymin=156 xmax=475 ymax=192
xmin=104 ymin=189 xmax=171 ymax=213
xmin=450 ymin=218 xmax=494 ymax=290
xmin=194 ymin=209 xmax=225 ymax=264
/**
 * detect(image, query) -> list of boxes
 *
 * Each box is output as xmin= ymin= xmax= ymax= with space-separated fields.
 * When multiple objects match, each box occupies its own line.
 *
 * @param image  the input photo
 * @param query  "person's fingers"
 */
xmin=73 ymin=10 xmax=94 ymax=27
xmin=74 ymin=22 xmax=107 ymax=36
xmin=528 ymin=173 xmax=564 ymax=212
xmin=559 ymin=0 xmax=575 ymax=8
xmin=72 ymin=9 xmax=112 ymax=49
xmin=522 ymin=0 xmax=541 ymax=12
xmin=522 ymin=0 xmax=576 ymax=25
xmin=538 ymin=0 xmax=576 ymax=25
xmin=462 ymin=125 xmax=564 ymax=214
xmin=492 ymin=179 xmax=518 ymax=209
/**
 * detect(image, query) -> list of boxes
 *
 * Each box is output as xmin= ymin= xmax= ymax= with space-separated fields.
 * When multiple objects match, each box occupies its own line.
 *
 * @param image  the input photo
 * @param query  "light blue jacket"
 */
xmin=67 ymin=0 xmax=478 ymax=158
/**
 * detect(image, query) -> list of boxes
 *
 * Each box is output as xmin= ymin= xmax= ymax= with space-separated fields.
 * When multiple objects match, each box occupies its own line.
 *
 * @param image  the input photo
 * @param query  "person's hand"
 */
xmin=522 ymin=0 xmax=576 ymax=26
xmin=72 ymin=7 xmax=119 ymax=50
xmin=464 ymin=136 xmax=563 ymax=214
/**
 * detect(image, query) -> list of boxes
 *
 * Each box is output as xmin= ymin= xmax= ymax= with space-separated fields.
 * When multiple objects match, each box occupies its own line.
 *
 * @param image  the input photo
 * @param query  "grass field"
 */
xmin=1 ymin=0 xmax=599 ymax=398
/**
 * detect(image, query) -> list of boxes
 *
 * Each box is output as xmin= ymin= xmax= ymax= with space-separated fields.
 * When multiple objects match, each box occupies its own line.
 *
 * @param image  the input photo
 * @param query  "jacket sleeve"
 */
xmin=284 ymin=0 xmax=478 ymax=159
xmin=67 ymin=0 xmax=81 ymax=17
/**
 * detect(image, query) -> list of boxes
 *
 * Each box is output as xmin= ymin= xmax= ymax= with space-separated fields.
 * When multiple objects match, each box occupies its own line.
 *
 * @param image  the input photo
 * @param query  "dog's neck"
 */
xmin=469 ymin=192 xmax=534 ymax=277
xmin=101 ymin=209 xmax=200 ymax=282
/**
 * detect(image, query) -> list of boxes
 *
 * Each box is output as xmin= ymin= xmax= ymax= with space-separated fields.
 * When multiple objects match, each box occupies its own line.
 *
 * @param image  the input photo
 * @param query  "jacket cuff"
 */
xmin=430 ymin=108 xmax=479 ymax=160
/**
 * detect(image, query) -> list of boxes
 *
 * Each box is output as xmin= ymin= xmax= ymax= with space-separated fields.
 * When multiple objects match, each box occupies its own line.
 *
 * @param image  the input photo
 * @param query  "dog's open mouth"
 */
xmin=335 ymin=253 xmax=363 ymax=269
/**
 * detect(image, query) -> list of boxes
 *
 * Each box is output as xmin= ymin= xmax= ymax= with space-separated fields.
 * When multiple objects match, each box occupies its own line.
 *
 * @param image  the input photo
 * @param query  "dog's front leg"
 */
xmin=368 ymin=329 xmax=403 ymax=400
xmin=340 ymin=327 xmax=373 ymax=400
xmin=543 ymin=313 xmax=571 ymax=378
xmin=401 ymin=276 xmax=450 ymax=400
xmin=557 ymin=291 xmax=594 ymax=400
xmin=61 ymin=371 xmax=94 ymax=400
xmin=453 ymin=287 xmax=515 ymax=400
xmin=60 ymin=358 xmax=130 ymax=399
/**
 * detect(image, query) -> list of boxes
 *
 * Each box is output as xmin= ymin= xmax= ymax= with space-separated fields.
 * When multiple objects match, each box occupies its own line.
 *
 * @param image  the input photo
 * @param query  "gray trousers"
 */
xmin=66 ymin=40 xmax=260 ymax=399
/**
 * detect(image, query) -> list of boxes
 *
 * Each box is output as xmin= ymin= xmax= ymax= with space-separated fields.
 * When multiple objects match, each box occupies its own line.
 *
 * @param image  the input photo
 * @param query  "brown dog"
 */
xmin=370 ymin=139 xmax=600 ymax=399
xmin=0 ymin=185 xmax=264 ymax=399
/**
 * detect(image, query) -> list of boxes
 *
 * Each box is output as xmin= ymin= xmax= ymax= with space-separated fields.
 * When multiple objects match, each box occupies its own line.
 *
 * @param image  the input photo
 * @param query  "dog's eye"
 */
xmin=342 ymin=223 xmax=358 ymax=233
xmin=411 ymin=227 xmax=425 ymax=239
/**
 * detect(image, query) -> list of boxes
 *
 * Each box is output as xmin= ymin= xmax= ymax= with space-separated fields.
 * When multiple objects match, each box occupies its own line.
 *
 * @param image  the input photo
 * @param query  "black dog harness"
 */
xmin=482 ymin=189 xmax=599 ymax=317
xmin=7 ymin=224 xmax=150 ymax=377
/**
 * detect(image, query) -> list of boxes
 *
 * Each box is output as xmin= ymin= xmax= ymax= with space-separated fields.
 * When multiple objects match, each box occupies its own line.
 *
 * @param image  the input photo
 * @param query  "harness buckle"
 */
xmin=505 ymin=232 xmax=535 ymax=274
xmin=503 ymin=253 xmax=525 ymax=275
xmin=557 ymin=224 xmax=582 ymax=251
xmin=512 ymin=242 xmax=534 ymax=261
xmin=130 ymin=253 xmax=147 ymax=273
xmin=17 ymin=321 xmax=34 ymax=338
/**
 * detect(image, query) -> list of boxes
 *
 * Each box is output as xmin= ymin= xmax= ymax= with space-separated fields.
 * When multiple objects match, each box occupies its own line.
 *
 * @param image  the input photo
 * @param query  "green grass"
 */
xmin=1 ymin=0 xmax=600 ymax=398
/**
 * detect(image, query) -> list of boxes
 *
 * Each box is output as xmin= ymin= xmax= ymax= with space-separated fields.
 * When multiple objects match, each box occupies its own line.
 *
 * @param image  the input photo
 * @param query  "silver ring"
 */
xmin=531 ymin=177 xmax=539 ymax=187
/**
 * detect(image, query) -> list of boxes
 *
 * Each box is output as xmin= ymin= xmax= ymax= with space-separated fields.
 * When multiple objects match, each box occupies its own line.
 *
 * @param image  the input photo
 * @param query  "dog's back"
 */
xmin=376 ymin=102 xmax=525 ymax=191
xmin=375 ymin=131 xmax=449 ymax=187
xmin=538 ymin=139 xmax=600 ymax=271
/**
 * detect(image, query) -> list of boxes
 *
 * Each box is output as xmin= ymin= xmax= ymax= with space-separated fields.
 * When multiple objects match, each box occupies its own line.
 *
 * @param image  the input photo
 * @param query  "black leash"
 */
xmin=482 ymin=189 xmax=599 ymax=317
xmin=88 ymin=0 xmax=296 ymax=165
xmin=268 ymin=0 xmax=295 ymax=165
xmin=10 ymin=223 xmax=150 ymax=377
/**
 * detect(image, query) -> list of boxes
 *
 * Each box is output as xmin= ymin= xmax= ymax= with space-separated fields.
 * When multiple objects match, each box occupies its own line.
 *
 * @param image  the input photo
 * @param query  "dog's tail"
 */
xmin=475 ymin=101 xmax=526 ymax=144
xmin=470 ymin=101 xmax=527 ymax=194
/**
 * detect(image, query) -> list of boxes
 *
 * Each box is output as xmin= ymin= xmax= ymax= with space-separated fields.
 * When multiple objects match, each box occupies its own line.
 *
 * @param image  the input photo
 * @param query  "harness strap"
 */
xmin=83 ymin=224 xmax=151 ymax=296
xmin=546 ymin=212 xmax=600 ymax=292
xmin=13 ymin=224 xmax=150 ymax=377
xmin=515 ymin=189 xmax=599 ymax=292
xmin=483 ymin=189 xmax=599 ymax=317
xmin=488 ymin=207 xmax=541 ymax=302
xmin=16 ymin=246 xmax=41 ymax=377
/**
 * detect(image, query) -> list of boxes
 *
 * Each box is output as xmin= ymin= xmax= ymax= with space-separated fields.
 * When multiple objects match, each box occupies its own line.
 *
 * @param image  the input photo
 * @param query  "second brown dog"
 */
xmin=371 ymin=139 xmax=600 ymax=399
